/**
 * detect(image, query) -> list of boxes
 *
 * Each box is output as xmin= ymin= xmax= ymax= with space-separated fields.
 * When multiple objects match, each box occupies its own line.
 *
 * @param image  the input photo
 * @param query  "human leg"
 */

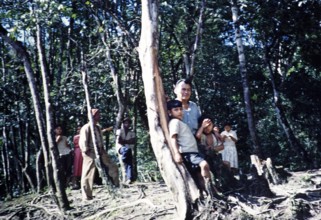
xmin=199 ymin=160 xmax=210 ymax=179
xmin=123 ymin=149 xmax=133 ymax=182
xmin=81 ymin=153 xmax=96 ymax=200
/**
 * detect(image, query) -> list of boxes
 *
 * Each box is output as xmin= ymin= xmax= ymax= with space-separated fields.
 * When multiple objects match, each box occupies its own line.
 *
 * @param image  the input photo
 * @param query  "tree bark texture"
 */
xmin=11 ymin=126 xmax=23 ymax=192
xmin=81 ymin=68 xmax=113 ymax=191
xmin=138 ymin=1 xmax=201 ymax=219
xmin=0 ymin=24 xmax=52 ymax=192
xmin=1 ymin=124 xmax=12 ymax=198
xmin=249 ymin=155 xmax=274 ymax=197
xmin=230 ymin=0 xmax=261 ymax=157
xmin=36 ymin=23 xmax=70 ymax=210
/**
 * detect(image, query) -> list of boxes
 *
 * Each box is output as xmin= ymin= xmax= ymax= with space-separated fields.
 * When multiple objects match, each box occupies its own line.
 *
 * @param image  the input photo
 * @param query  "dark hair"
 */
xmin=55 ymin=124 xmax=63 ymax=129
xmin=198 ymin=115 xmax=213 ymax=128
xmin=167 ymin=100 xmax=182 ymax=110
xmin=123 ymin=117 xmax=132 ymax=123
xmin=175 ymin=77 xmax=193 ymax=88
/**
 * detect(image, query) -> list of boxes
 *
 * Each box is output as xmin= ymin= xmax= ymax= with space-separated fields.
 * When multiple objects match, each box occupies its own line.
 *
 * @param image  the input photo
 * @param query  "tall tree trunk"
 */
xmin=184 ymin=0 xmax=205 ymax=78
xmin=36 ymin=149 xmax=44 ymax=192
xmin=183 ymin=0 xmax=205 ymax=108
xmin=265 ymin=57 xmax=311 ymax=166
xmin=36 ymin=23 xmax=70 ymax=210
xmin=66 ymin=0 xmax=76 ymax=71
xmin=1 ymin=123 xmax=12 ymax=198
xmin=139 ymin=1 xmax=201 ymax=218
xmin=94 ymin=17 xmax=127 ymax=180
xmin=0 ymin=25 xmax=52 ymax=191
xmin=21 ymin=120 xmax=36 ymax=192
xmin=10 ymin=125 xmax=23 ymax=193
xmin=230 ymin=0 xmax=261 ymax=157
xmin=81 ymin=58 xmax=114 ymax=190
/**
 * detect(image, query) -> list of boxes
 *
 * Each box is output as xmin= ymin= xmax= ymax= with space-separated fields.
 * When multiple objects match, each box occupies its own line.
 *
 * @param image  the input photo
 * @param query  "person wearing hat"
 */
xmin=116 ymin=117 xmax=136 ymax=184
xmin=167 ymin=100 xmax=213 ymax=196
xmin=79 ymin=108 xmax=119 ymax=201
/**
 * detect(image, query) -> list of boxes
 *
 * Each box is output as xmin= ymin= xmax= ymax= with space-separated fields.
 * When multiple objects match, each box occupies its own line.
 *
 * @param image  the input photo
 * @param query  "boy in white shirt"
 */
xmin=167 ymin=100 xmax=212 ymax=195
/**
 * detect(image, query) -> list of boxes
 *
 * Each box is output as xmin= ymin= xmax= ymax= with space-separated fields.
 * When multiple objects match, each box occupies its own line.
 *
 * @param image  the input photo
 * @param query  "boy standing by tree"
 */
xmin=167 ymin=100 xmax=212 ymax=196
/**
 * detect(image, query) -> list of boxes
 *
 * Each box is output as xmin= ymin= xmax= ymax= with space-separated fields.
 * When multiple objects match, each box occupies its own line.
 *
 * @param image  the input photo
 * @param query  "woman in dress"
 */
xmin=72 ymin=126 xmax=82 ymax=189
xmin=220 ymin=123 xmax=239 ymax=174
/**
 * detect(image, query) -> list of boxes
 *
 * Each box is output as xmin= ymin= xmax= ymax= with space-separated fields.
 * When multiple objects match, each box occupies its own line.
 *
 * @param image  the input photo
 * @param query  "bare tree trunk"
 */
xmin=184 ymin=0 xmax=205 ymax=78
xmin=21 ymin=121 xmax=36 ymax=192
xmin=183 ymin=0 xmax=205 ymax=108
xmin=18 ymin=114 xmax=26 ymax=192
xmin=139 ymin=1 xmax=201 ymax=218
xmin=81 ymin=59 xmax=114 ymax=190
xmin=0 ymin=24 xmax=52 ymax=192
xmin=265 ymin=57 xmax=311 ymax=166
xmin=66 ymin=0 xmax=76 ymax=71
xmin=230 ymin=0 xmax=261 ymax=156
xmin=36 ymin=23 xmax=70 ymax=210
xmin=1 ymin=123 xmax=12 ymax=198
xmin=103 ymin=34 xmax=127 ymax=181
xmin=36 ymin=149 xmax=44 ymax=192
xmin=92 ymin=14 xmax=127 ymax=180
xmin=12 ymin=122 xmax=36 ymax=193
xmin=10 ymin=125 xmax=23 ymax=193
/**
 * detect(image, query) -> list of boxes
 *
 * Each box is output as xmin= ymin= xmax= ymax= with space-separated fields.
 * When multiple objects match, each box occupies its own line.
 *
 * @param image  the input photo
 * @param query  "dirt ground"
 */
xmin=1 ymin=169 xmax=321 ymax=220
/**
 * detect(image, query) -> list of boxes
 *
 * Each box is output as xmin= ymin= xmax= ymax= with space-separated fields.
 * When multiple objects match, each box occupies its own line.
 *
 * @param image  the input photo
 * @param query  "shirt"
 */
xmin=116 ymin=128 xmax=135 ymax=153
xmin=182 ymin=101 xmax=201 ymax=134
xmin=79 ymin=123 xmax=104 ymax=154
xmin=57 ymin=136 xmax=71 ymax=156
xmin=169 ymin=118 xmax=198 ymax=153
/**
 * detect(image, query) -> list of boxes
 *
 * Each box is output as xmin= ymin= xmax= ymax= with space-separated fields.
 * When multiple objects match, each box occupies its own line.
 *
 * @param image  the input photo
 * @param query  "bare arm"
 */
xmin=195 ymin=118 xmax=211 ymax=140
xmin=170 ymin=134 xmax=183 ymax=164
xmin=56 ymin=135 xmax=62 ymax=143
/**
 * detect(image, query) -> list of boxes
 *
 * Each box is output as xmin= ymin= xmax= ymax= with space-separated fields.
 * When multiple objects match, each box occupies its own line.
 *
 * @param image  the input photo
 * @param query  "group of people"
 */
xmin=53 ymin=78 xmax=239 ymax=201
xmin=167 ymin=78 xmax=239 ymax=194
xmin=54 ymin=109 xmax=136 ymax=202
xmin=54 ymin=125 xmax=84 ymax=189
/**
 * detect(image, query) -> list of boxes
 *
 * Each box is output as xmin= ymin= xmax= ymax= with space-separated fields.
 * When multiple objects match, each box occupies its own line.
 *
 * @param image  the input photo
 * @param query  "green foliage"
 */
xmin=1 ymin=0 xmax=321 ymax=197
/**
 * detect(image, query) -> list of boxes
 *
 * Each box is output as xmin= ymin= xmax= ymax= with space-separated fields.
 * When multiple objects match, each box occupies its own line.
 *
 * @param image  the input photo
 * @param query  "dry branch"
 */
xmin=85 ymin=198 xmax=156 ymax=220
xmin=228 ymin=195 xmax=258 ymax=216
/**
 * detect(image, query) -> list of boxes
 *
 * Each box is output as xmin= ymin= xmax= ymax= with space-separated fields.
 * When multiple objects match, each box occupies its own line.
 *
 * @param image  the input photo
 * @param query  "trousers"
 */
xmin=81 ymin=149 xmax=119 ymax=200
xmin=119 ymin=146 xmax=133 ymax=181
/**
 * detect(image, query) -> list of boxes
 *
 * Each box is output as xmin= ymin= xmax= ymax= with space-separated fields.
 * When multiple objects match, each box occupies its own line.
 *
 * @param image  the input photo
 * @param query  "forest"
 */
xmin=1 ymin=0 xmax=321 ymax=219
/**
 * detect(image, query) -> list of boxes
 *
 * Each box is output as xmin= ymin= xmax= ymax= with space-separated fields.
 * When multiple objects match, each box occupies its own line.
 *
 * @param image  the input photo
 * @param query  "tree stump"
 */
xmin=247 ymin=155 xmax=276 ymax=197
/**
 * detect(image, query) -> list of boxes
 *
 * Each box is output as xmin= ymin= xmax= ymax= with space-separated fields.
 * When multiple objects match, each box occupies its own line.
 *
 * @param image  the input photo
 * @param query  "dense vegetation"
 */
xmin=1 ymin=0 xmax=320 ymax=202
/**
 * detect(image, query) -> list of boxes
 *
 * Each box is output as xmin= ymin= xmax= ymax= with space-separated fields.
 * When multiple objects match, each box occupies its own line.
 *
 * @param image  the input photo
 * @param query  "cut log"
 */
xmin=248 ymin=155 xmax=275 ymax=197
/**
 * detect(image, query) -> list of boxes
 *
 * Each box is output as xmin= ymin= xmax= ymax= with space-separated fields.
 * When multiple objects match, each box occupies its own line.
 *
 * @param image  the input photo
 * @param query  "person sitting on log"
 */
xmin=195 ymin=115 xmax=239 ymax=192
xmin=167 ymin=100 xmax=214 ymax=197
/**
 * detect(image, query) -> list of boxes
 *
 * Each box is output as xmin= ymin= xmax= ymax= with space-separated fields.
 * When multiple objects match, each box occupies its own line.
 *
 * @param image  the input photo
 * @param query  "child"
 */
xmin=196 ymin=116 xmax=224 ymax=158
xmin=221 ymin=123 xmax=239 ymax=174
xmin=196 ymin=116 xmax=239 ymax=192
xmin=55 ymin=125 xmax=72 ymax=188
xmin=167 ymin=100 xmax=211 ymax=194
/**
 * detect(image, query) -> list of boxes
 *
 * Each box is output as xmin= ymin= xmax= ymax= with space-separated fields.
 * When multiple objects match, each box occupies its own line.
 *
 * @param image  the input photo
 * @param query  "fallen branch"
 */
xmin=127 ymin=207 xmax=176 ymax=220
xmin=27 ymin=204 xmax=60 ymax=217
xmin=85 ymin=198 xmax=156 ymax=220
xmin=228 ymin=195 xmax=258 ymax=216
